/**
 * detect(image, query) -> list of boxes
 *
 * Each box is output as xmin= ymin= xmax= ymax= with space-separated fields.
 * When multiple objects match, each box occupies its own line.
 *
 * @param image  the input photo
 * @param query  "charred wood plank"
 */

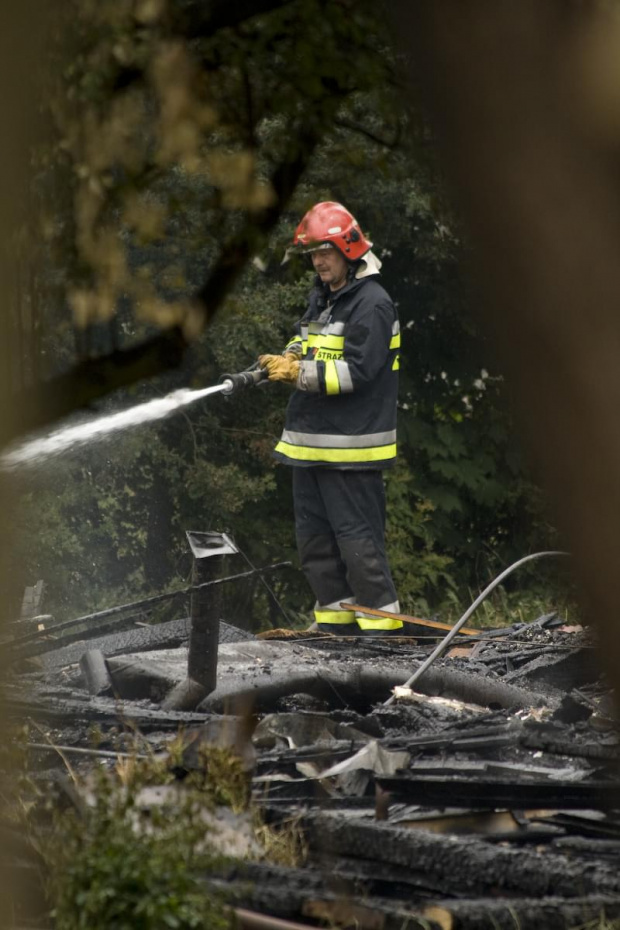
xmin=13 ymin=614 xmax=149 ymax=664
xmin=375 ymin=775 xmax=620 ymax=810
xmin=9 ymin=567 xmax=268 ymax=659
xmin=303 ymin=813 xmax=620 ymax=898
xmin=421 ymin=895 xmax=620 ymax=930
xmin=375 ymin=718 xmax=521 ymax=753
xmin=543 ymin=812 xmax=620 ymax=841
xmin=380 ymin=717 xmax=619 ymax=763
xmin=521 ymin=723 xmax=619 ymax=762
xmin=306 ymin=856 xmax=587 ymax=929
xmin=503 ymin=647 xmax=602 ymax=690
xmin=4 ymin=694 xmax=207 ymax=730
xmin=552 ymin=836 xmax=620 ymax=855
xmin=308 ymin=852 xmax=446 ymax=899
xmin=33 ymin=618 xmax=250 ymax=669
xmin=203 ymin=862 xmax=333 ymax=919
xmin=202 ymin=862 xmax=441 ymax=929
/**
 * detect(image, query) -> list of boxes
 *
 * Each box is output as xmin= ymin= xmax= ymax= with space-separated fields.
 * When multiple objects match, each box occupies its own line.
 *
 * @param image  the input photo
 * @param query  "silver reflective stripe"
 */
xmin=280 ymin=429 xmax=396 ymax=449
xmin=335 ymin=360 xmax=354 ymax=393
xmin=355 ymin=600 xmax=400 ymax=616
xmin=300 ymin=323 xmax=309 ymax=356
xmin=327 ymin=321 xmax=346 ymax=335
xmin=307 ymin=321 xmax=346 ymax=336
xmin=392 ymin=320 xmax=400 ymax=335
xmin=297 ymin=360 xmax=320 ymax=392
xmin=321 ymin=597 xmax=355 ymax=611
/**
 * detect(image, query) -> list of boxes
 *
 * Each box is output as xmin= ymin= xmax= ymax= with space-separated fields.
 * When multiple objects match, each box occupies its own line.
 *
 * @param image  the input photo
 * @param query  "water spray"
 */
xmin=1 ymin=367 xmax=268 ymax=470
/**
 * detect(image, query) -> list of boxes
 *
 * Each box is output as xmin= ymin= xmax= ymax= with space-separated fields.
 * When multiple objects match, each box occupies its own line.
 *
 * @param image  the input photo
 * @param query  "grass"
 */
xmin=438 ymin=583 xmax=578 ymax=631
xmin=571 ymin=916 xmax=620 ymax=930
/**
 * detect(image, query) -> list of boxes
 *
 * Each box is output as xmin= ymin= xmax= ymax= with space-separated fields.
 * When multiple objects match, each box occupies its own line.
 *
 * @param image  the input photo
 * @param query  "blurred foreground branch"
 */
xmin=2 ymin=0 xmax=381 ymax=445
xmin=390 ymin=0 xmax=620 ymax=695
xmin=5 ymin=118 xmax=321 ymax=446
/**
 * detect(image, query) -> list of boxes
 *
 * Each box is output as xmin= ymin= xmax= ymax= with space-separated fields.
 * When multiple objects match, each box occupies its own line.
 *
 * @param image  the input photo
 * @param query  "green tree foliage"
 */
xmin=12 ymin=0 xmax=563 ymax=626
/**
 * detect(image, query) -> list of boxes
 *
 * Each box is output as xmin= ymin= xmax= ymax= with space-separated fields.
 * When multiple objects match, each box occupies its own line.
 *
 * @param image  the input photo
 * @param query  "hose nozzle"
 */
xmin=219 ymin=368 xmax=268 ymax=394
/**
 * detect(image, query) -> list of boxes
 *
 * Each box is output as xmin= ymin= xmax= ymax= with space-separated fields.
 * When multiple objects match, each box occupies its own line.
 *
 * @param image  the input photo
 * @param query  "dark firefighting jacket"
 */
xmin=274 ymin=273 xmax=400 ymax=469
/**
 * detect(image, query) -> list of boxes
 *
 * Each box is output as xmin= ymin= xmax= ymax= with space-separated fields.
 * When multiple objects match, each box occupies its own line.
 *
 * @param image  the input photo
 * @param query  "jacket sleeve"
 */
xmin=297 ymin=298 xmax=398 ymax=395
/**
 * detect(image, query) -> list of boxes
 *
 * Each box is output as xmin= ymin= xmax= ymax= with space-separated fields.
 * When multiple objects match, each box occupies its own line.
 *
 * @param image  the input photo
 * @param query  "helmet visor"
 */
xmin=298 ymin=241 xmax=335 ymax=254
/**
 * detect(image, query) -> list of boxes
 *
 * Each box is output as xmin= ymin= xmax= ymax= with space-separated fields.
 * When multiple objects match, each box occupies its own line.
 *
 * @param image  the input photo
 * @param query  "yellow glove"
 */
xmin=258 ymin=354 xmax=300 ymax=384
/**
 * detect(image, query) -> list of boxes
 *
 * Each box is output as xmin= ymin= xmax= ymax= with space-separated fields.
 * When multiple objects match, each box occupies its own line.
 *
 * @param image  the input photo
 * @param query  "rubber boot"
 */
xmin=316 ymin=623 xmax=361 ymax=636
xmin=358 ymin=625 xmax=406 ymax=638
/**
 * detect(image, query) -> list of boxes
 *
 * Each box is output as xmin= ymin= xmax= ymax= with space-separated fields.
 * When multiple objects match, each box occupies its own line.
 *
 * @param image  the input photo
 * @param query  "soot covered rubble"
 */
xmin=5 ymin=608 xmax=620 ymax=930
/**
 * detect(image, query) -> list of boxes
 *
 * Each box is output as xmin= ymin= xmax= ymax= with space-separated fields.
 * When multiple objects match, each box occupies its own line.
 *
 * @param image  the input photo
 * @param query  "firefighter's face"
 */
xmin=311 ymin=245 xmax=348 ymax=291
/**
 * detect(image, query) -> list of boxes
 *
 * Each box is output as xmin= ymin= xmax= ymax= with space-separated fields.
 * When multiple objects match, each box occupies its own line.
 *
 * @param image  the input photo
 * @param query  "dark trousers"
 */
xmin=292 ymin=468 xmax=401 ymax=631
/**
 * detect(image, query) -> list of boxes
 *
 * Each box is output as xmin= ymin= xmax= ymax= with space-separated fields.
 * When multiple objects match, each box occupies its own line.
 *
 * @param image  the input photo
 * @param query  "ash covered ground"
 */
xmin=5 ymin=611 xmax=620 ymax=930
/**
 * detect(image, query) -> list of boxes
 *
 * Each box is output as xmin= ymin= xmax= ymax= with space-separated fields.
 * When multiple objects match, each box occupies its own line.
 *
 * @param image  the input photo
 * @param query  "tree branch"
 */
xmin=334 ymin=115 xmax=402 ymax=149
xmin=171 ymin=0 xmax=297 ymax=40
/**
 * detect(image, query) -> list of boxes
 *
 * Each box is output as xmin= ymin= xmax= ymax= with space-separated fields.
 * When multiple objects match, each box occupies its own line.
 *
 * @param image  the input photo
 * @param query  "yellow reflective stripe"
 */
xmin=324 ymin=360 xmax=340 ymax=395
xmin=356 ymin=616 xmax=404 ymax=631
xmin=315 ymin=609 xmax=356 ymax=625
xmin=275 ymin=441 xmax=397 ymax=463
xmin=392 ymin=354 xmax=400 ymax=371
xmin=389 ymin=334 xmax=401 ymax=349
xmin=307 ymin=334 xmax=345 ymax=350
xmin=287 ymin=336 xmax=302 ymax=346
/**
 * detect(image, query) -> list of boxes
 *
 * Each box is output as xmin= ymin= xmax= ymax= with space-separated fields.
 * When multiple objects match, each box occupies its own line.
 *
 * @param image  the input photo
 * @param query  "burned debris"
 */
xmin=4 ymin=549 xmax=620 ymax=930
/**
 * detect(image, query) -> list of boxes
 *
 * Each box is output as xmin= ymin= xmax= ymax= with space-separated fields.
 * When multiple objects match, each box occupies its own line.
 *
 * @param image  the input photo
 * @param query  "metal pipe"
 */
xmin=28 ymin=743 xmax=148 ymax=760
xmin=384 ymin=550 xmax=570 ymax=706
xmin=234 ymin=909 xmax=316 ymax=930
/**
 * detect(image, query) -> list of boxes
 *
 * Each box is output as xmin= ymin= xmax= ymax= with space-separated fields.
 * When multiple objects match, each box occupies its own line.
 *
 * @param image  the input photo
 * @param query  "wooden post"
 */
xmin=164 ymin=531 xmax=238 ymax=711
xmin=187 ymin=546 xmax=223 ymax=690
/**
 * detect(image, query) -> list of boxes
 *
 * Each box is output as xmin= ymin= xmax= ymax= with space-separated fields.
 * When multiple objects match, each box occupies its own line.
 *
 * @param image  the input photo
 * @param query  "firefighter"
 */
xmin=259 ymin=201 xmax=403 ymax=635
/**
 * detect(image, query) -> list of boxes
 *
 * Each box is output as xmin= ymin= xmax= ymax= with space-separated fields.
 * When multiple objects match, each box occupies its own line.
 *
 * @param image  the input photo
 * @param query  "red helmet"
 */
xmin=293 ymin=202 xmax=372 ymax=261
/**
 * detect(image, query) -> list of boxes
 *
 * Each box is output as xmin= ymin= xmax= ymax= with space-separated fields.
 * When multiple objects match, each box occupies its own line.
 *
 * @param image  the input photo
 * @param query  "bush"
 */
xmin=46 ymin=765 xmax=234 ymax=930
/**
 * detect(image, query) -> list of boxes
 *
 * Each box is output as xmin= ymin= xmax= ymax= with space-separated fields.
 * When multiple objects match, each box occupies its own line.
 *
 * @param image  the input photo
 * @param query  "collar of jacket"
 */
xmin=312 ymin=268 xmax=378 ymax=305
